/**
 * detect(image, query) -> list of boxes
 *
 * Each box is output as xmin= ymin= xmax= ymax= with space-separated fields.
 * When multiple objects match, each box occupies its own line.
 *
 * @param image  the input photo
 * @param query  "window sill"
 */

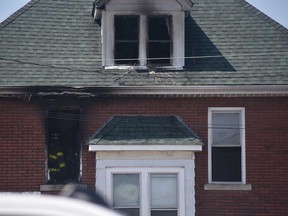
xmin=204 ymin=183 xmax=252 ymax=191
xmin=40 ymin=184 xmax=87 ymax=192
xmin=104 ymin=65 xmax=183 ymax=71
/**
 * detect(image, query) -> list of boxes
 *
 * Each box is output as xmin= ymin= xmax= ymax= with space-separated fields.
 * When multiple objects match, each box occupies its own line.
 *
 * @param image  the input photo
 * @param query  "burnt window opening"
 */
xmin=46 ymin=110 xmax=81 ymax=184
xmin=115 ymin=15 xmax=139 ymax=65
xmin=148 ymin=16 xmax=172 ymax=65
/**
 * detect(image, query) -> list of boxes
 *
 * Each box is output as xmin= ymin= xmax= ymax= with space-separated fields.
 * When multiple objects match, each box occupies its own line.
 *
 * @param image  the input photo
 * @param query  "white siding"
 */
xmin=96 ymin=158 xmax=196 ymax=216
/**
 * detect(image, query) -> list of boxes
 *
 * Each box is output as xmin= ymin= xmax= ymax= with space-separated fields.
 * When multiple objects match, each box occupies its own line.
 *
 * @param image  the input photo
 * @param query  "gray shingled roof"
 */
xmin=0 ymin=0 xmax=287 ymax=87
xmin=89 ymin=116 xmax=203 ymax=145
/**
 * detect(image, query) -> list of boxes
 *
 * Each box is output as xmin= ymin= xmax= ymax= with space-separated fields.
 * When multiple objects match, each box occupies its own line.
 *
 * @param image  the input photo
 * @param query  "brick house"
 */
xmin=0 ymin=0 xmax=288 ymax=215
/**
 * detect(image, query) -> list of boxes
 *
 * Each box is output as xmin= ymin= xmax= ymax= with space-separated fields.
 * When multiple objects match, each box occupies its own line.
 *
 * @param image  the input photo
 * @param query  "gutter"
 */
xmin=0 ymin=85 xmax=288 ymax=101
xmin=86 ymin=85 xmax=288 ymax=97
xmin=1 ymin=85 xmax=288 ymax=98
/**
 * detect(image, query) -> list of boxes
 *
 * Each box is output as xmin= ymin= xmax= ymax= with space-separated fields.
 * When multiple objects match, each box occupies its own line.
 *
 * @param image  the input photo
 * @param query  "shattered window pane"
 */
xmin=115 ymin=15 xmax=139 ymax=65
xmin=148 ymin=16 xmax=172 ymax=65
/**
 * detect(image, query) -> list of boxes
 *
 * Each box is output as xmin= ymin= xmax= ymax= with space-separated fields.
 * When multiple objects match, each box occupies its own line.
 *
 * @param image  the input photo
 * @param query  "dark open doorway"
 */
xmin=46 ymin=109 xmax=81 ymax=184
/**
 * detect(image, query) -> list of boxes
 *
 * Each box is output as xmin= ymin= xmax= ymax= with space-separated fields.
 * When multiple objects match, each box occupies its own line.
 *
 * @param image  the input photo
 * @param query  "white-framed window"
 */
xmin=102 ymin=11 xmax=185 ymax=69
xmin=114 ymin=14 xmax=173 ymax=67
xmin=95 ymin=159 xmax=196 ymax=216
xmin=208 ymin=108 xmax=246 ymax=184
xmin=106 ymin=167 xmax=185 ymax=216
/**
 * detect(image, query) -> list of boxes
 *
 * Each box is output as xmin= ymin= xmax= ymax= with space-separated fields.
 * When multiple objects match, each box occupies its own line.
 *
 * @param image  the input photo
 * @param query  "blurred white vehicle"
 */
xmin=0 ymin=194 xmax=123 ymax=216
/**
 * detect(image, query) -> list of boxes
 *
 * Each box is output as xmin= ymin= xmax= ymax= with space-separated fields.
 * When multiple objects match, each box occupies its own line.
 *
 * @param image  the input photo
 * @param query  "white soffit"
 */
xmin=89 ymin=145 xmax=202 ymax=152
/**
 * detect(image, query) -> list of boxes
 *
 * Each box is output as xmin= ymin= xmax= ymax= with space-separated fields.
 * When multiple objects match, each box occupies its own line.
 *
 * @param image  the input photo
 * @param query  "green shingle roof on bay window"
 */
xmin=89 ymin=116 xmax=203 ymax=147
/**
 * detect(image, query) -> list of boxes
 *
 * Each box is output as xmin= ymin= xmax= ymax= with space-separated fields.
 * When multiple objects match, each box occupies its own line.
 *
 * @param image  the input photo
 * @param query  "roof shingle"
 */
xmin=89 ymin=116 xmax=203 ymax=145
xmin=0 ymin=0 xmax=287 ymax=87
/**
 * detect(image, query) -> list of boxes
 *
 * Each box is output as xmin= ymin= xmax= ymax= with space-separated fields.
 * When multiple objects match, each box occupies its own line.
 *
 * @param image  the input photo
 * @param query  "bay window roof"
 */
xmin=89 ymin=116 xmax=203 ymax=150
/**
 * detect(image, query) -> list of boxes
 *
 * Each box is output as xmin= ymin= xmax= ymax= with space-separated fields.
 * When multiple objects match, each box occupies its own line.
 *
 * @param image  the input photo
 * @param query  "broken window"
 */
xmin=46 ymin=110 xmax=81 ymax=184
xmin=148 ymin=16 xmax=172 ymax=65
xmin=115 ymin=15 xmax=139 ymax=65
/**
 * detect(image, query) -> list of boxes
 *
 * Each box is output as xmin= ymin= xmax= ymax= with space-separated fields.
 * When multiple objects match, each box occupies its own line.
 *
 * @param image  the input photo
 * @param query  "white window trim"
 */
xmin=208 ymin=107 xmax=246 ymax=185
xmin=106 ymin=167 xmax=185 ymax=216
xmin=96 ymin=160 xmax=195 ymax=216
xmin=102 ymin=10 xmax=185 ymax=69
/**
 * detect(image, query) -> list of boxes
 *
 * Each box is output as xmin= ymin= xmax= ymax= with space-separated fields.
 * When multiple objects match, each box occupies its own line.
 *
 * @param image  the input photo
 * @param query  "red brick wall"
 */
xmin=1 ymin=96 xmax=288 ymax=215
xmin=0 ymin=98 xmax=45 ymax=192
xmin=83 ymin=97 xmax=288 ymax=215
xmin=195 ymin=97 xmax=288 ymax=216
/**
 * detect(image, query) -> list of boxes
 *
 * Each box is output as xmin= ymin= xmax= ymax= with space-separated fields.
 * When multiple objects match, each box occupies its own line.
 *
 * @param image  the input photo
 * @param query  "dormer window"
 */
xmin=114 ymin=15 xmax=172 ymax=66
xmin=148 ymin=16 xmax=172 ymax=65
xmin=92 ymin=0 xmax=194 ymax=70
xmin=115 ymin=15 xmax=139 ymax=65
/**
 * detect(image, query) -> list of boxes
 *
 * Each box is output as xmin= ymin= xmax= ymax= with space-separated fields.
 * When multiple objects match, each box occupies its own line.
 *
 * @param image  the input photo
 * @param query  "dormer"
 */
xmin=92 ymin=0 xmax=194 ymax=70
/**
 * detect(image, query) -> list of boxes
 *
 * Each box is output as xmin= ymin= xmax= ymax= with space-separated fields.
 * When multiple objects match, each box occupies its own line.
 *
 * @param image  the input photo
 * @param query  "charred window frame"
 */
xmin=113 ymin=14 xmax=173 ymax=67
xmin=148 ymin=15 xmax=172 ymax=65
xmin=46 ymin=109 xmax=81 ymax=184
xmin=208 ymin=108 xmax=246 ymax=184
xmin=114 ymin=15 xmax=140 ymax=65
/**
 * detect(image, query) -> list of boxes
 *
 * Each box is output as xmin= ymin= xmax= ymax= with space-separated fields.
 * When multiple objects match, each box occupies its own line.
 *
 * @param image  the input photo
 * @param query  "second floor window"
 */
xmin=208 ymin=108 xmax=246 ymax=183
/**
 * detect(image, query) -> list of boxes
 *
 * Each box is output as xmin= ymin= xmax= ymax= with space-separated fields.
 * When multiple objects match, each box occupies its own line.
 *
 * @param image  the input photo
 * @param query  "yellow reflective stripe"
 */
xmin=59 ymin=163 xmax=66 ymax=168
xmin=57 ymin=152 xmax=64 ymax=157
xmin=49 ymin=154 xmax=57 ymax=160
xmin=50 ymin=168 xmax=60 ymax=172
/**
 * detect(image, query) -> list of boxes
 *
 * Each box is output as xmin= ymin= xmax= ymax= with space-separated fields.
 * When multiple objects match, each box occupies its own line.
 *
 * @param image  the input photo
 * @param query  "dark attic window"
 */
xmin=46 ymin=110 xmax=81 ymax=184
xmin=115 ymin=15 xmax=139 ymax=65
xmin=148 ymin=16 xmax=172 ymax=65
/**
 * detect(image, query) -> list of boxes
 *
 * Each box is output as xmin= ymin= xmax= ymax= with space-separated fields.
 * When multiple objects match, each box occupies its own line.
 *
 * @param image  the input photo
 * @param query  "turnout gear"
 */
xmin=48 ymin=132 xmax=66 ymax=183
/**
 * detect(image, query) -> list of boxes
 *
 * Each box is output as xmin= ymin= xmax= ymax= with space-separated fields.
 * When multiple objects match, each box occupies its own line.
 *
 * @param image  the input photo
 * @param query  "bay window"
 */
xmin=107 ymin=167 xmax=185 ymax=216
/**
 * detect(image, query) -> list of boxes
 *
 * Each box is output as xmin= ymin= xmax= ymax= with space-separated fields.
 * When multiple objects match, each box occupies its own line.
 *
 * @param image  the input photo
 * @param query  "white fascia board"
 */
xmin=93 ymin=85 xmax=288 ymax=96
xmin=2 ymin=85 xmax=288 ymax=98
xmin=89 ymin=145 xmax=202 ymax=152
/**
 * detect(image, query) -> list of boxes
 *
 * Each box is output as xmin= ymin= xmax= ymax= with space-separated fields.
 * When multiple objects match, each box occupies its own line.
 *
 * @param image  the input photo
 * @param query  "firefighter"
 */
xmin=48 ymin=132 xmax=66 ymax=183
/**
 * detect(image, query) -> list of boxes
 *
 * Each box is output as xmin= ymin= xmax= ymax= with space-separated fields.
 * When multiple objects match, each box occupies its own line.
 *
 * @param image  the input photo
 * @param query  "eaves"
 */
xmin=1 ymin=85 xmax=288 ymax=100
xmin=89 ymin=85 xmax=288 ymax=97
